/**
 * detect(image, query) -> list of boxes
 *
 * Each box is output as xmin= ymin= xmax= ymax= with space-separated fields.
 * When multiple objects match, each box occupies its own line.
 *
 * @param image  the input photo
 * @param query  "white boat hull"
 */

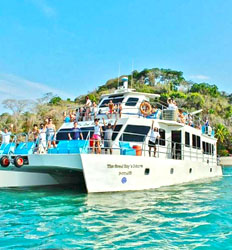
xmin=81 ymin=154 xmax=222 ymax=193
xmin=0 ymin=153 xmax=222 ymax=191
xmin=0 ymin=154 xmax=84 ymax=188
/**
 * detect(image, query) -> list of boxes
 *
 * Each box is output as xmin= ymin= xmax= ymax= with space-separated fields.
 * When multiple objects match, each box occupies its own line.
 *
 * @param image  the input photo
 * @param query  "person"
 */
xmin=106 ymin=100 xmax=114 ymax=119
xmin=31 ymin=124 xmax=39 ymax=143
xmin=117 ymin=102 xmax=123 ymax=118
xmin=92 ymin=118 xmax=103 ymax=154
xmin=46 ymin=118 xmax=56 ymax=149
xmin=148 ymin=120 xmax=160 ymax=157
xmin=205 ymin=118 xmax=209 ymax=134
xmin=84 ymin=96 xmax=92 ymax=121
xmin=38 ymin=123 xmax=47 ymax=153
xmin=167 ymin=98 xmax=177 ymax=110
xmin=0 ymin=124 xmax=13 ymax=144
xmin=68 ymin=121 xmax=83 ymax=140
xmin=77 ymin=107 xmax=84 ymax=121
xmin=102 ymin=117 xmax=117 ymax=154
xmin=178 ymin=110 xmax=185 ymax=124
xmin=91 ymin=102 xmax=98 ymax=119
xmin=69 ymin=110 xmax=76 ymax=122
xmin=63 ymin=111 xmax=70 ymax=123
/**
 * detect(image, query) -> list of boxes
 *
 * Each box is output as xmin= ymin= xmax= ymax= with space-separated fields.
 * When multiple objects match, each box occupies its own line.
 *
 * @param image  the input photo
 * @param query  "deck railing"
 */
xmin=6 ymin=128 xmax=216 ymax=165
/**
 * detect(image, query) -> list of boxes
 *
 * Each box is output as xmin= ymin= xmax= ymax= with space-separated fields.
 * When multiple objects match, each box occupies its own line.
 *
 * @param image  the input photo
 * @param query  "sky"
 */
xmin=0 ymin=0 xmax=232 ymax=113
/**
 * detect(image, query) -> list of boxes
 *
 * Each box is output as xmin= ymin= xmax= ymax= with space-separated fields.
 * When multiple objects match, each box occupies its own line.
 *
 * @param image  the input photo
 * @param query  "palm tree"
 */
xmin=215 ymin=124 xmax=229 ymax=143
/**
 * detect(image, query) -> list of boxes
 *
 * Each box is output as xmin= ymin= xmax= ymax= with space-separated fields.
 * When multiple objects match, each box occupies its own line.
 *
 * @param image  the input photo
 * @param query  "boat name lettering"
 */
xmin=107 ymin=164 xmax=143 ymax=169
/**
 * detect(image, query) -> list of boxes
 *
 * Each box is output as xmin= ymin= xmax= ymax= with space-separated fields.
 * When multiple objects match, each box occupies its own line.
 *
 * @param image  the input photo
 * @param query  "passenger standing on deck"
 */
xmin=46 ymin=118 xmax=56 ymax=149
xmin=38 ymin=123 xmax=47 ymax=153
xmin=148 ymin=120 xmax=160 ymax=157
xmin=0 ymin=124 xmax=13 ymax=144
xmin=91 ymin=102 xmax=98 ymax=119
xmin=106 ymin=100 xmax=114 ymax=119
xmin=84 ymin=96 xmax=92 ymax=121
xmin=63 ymin=111 xmax=70 ymax=123
xmin=92 ymin=118 xmax=103 ymax=154
xmin=68 ymin=121 xmax=83 ymax=140
xmin=117 ymin=102 xmax=123 ymax=118
xmin=102 ymin=118 xmax=117 ymax=154
xmin=31 ymin=124 xmax=39 ymax=144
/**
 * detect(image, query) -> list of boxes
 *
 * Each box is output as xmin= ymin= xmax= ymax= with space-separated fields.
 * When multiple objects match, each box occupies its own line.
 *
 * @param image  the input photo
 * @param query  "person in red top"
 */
xmin=106 ymin=100 xmax=114 ymax=119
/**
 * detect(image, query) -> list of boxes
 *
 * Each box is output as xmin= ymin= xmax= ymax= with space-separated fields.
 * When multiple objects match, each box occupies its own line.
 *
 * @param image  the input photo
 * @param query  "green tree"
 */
xmin=185 ymin=93 xmax=205 ymax=110
xmin=49 ymin=96 xmax=62 ymax=105
xmin=215 ymin=124 xmax=229 ymax=143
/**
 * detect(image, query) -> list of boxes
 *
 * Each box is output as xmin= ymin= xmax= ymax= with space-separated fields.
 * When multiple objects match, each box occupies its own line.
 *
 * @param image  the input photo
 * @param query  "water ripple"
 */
xmin=0 ymin=168 xmax=232 ymax=249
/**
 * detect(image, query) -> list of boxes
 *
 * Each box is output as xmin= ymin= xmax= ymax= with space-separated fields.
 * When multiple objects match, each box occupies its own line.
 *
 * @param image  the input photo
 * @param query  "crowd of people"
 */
xmin=63 ymin=96 xmax=123 ymax=123
xmin=0 ymin=96 xmax=212 ymax=156
xmin=167 ymin=97 xmax=203 ymax=128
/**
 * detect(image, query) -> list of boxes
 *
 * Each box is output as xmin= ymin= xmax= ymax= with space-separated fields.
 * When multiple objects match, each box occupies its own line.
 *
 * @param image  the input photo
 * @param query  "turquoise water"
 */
xmin=0 ymin=168 xmax=232 ymax=249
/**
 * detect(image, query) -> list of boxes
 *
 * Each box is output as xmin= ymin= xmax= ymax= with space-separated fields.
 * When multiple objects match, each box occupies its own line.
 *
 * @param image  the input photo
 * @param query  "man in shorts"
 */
xmin=102 ymin=117 xmax=117 ymax=154
xmin=148 ymin=120 xmax=160 ymax=157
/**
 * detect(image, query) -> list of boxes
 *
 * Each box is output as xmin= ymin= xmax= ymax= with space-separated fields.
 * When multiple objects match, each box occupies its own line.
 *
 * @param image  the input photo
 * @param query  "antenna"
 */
xmin=131 ymin=60 xmax=134 ymax=88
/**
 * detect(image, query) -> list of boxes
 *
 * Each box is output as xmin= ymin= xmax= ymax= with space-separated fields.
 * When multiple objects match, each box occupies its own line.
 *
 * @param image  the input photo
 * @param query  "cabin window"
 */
xmin=125 ymin=97 xmax=139 ymax=106
xmin=212 ymin=144 xmax=214 ymax=156
xmin=185 ymin=132 xmax=190 ymax=147
xmin=56 ymin=127 xmax=94 ymax=141
xmin=202 ymin=141 xmax=206 ymax=154
xmin=112 ymin=125 xmax=123 ymax=140
xmin=208 ymin=143 xmax=212 ymax=155
xmin=197 ymin=136 xmax=201 ymax=149
xmin=206 ymin=143 xmax=209 ymax=154
xmin=99 ymin=98 xmax=124 ymax=108
xmin=102 ymin=125 xmax=123 ymax=141
xmin=159 ymin=129 xmax=166 ymax=146
xmin=56 ymin=128 xmax=71 ymax=141
xmin=192 ymin=134 xmax=196 ymax=148
xmin=120 ymin=125 xmax=150 ymax=142
xmin=80 ymin=127 xmax=94 ymax=139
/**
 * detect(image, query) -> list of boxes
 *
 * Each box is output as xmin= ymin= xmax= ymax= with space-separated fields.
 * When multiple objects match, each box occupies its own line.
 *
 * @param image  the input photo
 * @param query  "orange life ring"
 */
xmin=140 ymin=102 xmax=152 ymax=115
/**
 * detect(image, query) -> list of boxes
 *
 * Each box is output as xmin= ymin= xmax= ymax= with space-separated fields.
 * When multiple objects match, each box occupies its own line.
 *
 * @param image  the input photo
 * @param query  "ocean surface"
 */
xmin=0 ymin=167 xmax=232 ymax=250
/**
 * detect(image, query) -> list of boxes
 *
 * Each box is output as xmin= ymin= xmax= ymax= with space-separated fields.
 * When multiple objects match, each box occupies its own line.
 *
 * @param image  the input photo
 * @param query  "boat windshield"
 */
xmin=99 ymin=97 xmax=124 ymax=107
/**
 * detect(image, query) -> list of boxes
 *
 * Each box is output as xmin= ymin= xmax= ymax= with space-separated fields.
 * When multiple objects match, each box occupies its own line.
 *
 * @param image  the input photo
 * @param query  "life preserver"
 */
xmin=140 ymin=102 xmax=152 ymax=116
xmin=14 ymin=155 xmax=24 ymax=168
xmin=0 ymin=156 xmax=10 ymax=167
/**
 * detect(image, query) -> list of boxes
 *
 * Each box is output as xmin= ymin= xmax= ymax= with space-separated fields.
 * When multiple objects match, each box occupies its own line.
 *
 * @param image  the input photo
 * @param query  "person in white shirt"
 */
xmin=148 ymin=120 xmax=160 ymax=157
xmin=38 ymin=123 xmax=47 ymax=153
xmin=0 ymin=125 xmax=13 ymax=144
xmin=167 ymin=98 xmax=178 ymax=110
xmin=84 ymin=96 xmax=92 ymax=121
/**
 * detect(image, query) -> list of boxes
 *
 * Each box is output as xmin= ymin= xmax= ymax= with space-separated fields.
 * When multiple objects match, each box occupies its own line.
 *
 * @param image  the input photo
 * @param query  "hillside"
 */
xmin=1 ymin=68 xmax=232 ymax=156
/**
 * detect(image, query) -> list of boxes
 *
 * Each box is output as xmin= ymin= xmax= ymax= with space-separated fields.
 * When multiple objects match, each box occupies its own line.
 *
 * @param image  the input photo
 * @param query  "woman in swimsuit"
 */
xmin=46 ymin=118 xmax=56 ymax=149
xmin=92 ymin=118 xmax=103 ymax=154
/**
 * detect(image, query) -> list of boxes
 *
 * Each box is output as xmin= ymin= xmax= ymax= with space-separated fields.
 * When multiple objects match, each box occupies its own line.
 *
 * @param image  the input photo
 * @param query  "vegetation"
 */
xmin=0 ymin=68 xmax=231 ymax=156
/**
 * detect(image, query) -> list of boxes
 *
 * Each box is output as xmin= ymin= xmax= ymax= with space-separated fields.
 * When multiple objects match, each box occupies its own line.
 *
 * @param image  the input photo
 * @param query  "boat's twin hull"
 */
xmin=0 ymin=154 xmax=222 ymax=192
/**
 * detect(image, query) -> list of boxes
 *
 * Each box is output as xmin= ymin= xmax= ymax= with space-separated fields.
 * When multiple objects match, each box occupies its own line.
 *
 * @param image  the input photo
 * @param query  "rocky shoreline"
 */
xmin=220 ymin=157 xmax=232 ymax=166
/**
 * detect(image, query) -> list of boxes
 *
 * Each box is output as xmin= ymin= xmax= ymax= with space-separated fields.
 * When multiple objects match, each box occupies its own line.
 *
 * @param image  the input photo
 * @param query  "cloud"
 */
xmin=0 ymin=73 xmax=75 ymax=112
xmin=189 ymin=74 xmax=210 ymax=81
xmin=30 ymin=0 xmax=56 ymax=18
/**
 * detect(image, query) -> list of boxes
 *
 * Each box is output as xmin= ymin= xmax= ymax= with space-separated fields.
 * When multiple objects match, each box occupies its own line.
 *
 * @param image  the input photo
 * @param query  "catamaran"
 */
xmin=0 ymin=78 xmax=222 ymax=192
